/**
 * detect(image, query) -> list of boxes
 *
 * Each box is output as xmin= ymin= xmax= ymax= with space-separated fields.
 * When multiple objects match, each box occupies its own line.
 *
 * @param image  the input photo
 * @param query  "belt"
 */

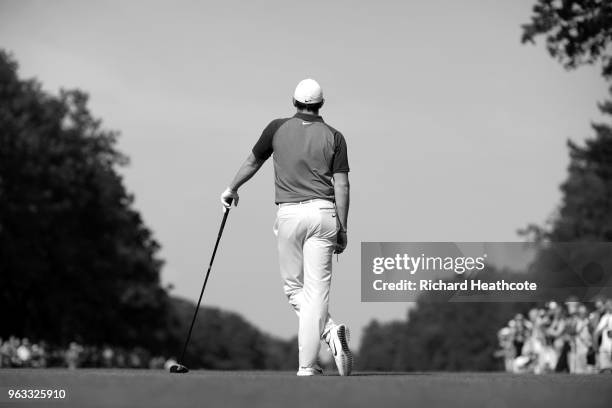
xmin=278 ymin=198 xmax=334 ymax=207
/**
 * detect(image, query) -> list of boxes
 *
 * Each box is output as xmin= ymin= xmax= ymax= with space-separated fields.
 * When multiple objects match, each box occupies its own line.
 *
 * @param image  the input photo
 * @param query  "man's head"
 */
xmin=565 ymin=296 xmax=579 ymax=315
xmin=577 ymin=304 xmax=588 ymax=317
xmin=293 ymin=78 xmax=324 ymax=113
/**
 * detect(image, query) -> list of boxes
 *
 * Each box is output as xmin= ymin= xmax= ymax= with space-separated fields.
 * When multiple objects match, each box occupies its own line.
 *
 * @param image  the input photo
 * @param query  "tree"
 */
xmin=547 ymin=116 xmax=612 ymax=242
xmin=0 ymin=50 xmax=169 ymax=350
xmin=520 ymin=97 xmax=612 ymax=302
xmin=521 ymin=0 xmax=612 ymax=79
xmin=166 ymin=297 xmax=298 ymax=370
xmin=520 ymin=0 xmax=612 ymax=244
xmin=358 ymin=320 xmax=405 ymax=371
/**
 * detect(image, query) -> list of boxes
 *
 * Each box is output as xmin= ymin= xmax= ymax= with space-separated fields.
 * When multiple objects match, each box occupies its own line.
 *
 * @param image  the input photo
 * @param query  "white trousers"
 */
xmin=274 ymin=199 xmax=337 ymax=368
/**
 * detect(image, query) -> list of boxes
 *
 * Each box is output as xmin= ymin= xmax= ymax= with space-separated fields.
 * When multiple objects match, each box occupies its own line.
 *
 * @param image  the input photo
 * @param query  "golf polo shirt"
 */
xmin=252 ymin=112 xmax=350 ymax=204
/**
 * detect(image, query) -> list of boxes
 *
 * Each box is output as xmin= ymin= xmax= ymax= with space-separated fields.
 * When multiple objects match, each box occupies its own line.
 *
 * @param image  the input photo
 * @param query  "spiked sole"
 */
xmin=334 ymin=324 xmax=353 ymax=376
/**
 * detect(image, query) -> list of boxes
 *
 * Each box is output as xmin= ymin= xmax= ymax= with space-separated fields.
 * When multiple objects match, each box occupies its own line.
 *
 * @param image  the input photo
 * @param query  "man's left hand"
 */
xmin=335 ymin=230 xmax=347 ymax=254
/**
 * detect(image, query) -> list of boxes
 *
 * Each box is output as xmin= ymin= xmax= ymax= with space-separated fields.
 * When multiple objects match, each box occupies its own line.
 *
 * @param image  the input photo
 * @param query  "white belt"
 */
xmin=278 ymin=199 xmax=334 ymax=207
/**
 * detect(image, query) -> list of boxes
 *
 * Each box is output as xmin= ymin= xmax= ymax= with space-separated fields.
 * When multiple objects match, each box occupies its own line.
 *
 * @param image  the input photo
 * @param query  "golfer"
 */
xmin=220 ymin=78 xmax=352 ymax=376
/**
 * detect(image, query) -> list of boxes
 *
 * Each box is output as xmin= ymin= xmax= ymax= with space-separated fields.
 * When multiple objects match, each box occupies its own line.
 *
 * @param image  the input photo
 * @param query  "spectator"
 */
xmin=547 ymin=305 xmax=568 ymax=372
xmin=30 ymin=342 xmax=47 ymax=368
xmin=0 ymin=336 xmax=168 ymax=369
xmin=591 ymin=298 xmax=606 ymax=352
xmin=8 ymin=337 xmax=21 ymax=367
xmin=102 ymin=345 xmax=114 ymax=368
xmin=595 ymin=299 xmax=612 ymax=372
xmin=515 ymin=308 xmax=546 ymax=373
xmin=496 ymin=298 xmax=612 ymax=374
xmin=512 ymin=313 xmax=529 ymax=357
xmin=16 ymin=338 xmax=32 ymax=367
xmin=65 ymin=342 xmax=83 ymax=369
xmin=569 ymin=304 xmax=592 ymax=374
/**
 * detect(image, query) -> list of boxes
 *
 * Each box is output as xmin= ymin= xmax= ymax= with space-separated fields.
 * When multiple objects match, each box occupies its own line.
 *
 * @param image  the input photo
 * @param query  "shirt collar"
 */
xmin=294 ymin=112 xmax=324 ymax=123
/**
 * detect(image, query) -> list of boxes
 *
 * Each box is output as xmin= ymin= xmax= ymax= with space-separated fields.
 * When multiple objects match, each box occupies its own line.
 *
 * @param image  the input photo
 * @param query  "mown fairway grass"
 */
xmin=1 ymin=369 xmax=611 ymax=408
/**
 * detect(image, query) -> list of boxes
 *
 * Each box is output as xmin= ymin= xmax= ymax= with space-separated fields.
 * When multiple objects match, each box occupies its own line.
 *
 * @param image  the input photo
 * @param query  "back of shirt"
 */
xmin=252 ymin=112 xmax=349 ymax=204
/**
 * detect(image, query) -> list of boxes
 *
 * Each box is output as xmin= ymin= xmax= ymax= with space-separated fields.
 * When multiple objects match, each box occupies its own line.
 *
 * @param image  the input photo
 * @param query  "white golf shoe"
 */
xmin=297 ymin=365 xmax=323 ymax=376
xmin=325 ymin=324 xmax=353 ymax=376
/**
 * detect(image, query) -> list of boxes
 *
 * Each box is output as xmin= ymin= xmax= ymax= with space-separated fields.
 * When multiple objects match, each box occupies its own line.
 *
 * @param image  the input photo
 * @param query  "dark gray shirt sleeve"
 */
xmin=331 ymin=131 xmax=350 ymax=173
xmin=252 ymin=119 xmax=287 ymax=160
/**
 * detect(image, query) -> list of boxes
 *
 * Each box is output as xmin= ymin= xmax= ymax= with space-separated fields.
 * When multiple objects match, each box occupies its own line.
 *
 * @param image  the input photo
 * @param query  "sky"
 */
xmin=0 ymin=0 xmax=608 ymax=345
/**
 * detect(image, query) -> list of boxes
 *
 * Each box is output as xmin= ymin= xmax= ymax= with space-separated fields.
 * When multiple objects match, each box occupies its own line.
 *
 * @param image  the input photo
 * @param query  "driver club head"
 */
xmin=169 ymin=363 xmax=189 ymax=374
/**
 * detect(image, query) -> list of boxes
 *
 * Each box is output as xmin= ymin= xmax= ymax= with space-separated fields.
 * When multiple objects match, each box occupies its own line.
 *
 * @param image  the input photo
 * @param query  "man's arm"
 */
xmin=334 ymin=172 xmax=349 ymax=253
xmin=221 ymin=152 xmax=265 ymax=207
xmin=595 ymin=315 xmax=608 ymax=335
xmin=229 ymin=152 xmax=265 ymax=191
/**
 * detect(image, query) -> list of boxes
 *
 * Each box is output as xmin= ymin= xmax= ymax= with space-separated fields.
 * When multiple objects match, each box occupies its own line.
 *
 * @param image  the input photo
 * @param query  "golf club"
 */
xmin=169 ymin=199 xmax=232 ymax=374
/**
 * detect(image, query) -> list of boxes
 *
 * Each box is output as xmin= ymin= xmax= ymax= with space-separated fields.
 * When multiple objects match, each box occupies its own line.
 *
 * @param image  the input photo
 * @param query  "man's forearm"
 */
xmin=229 ymin=152 xmax=264 ymax=191
xmin=334 ymin=174 xmax=350 ymax=231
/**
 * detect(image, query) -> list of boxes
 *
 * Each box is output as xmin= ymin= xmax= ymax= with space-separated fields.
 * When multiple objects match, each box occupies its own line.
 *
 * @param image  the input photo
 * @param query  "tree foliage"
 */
xmin=0 ymin=50 xmax=170 ymax=349
xmin=520 ymin=87 xmax=612 ymax=243
xmin=520 ymin=0 xmax=612 ymax=242
xmin=521 ymin=0 xmax=612 ymax=79
xmin=521 ymin=93 xmax=612 ymax=302
xmin=548 ymin=105 xmax=612 ymax=241
xmin=167 ymin=297 xmax=298 ymax=370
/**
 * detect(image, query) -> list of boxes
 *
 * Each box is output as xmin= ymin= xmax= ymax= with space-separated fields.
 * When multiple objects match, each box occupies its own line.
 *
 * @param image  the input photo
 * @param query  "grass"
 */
xmin=1 ymin=369 xmax=611 ymax=408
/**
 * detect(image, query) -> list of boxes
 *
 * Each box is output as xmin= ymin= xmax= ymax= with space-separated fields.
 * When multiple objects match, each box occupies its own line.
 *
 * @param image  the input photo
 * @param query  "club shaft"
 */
xmin=178 ymin=208 xmax=231 ymax=364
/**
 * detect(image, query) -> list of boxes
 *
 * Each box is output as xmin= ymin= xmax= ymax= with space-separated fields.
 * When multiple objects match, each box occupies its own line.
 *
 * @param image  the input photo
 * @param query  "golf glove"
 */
xmin=220 ymin=187 xmax=239 ymax=209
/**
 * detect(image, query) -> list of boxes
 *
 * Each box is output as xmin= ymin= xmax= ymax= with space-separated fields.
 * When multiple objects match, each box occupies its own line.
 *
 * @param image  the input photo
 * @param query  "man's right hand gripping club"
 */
xmin=220 ymin=187 xmax=239 ymax=210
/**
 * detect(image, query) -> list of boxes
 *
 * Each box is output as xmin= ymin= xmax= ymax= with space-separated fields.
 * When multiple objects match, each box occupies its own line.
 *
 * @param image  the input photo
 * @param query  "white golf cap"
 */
xmin=293 ymin=78 xmax=323 ymax=104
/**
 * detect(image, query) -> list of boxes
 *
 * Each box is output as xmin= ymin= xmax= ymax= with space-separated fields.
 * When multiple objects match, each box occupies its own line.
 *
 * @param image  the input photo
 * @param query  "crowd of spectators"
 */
xmin=0 ymin=336 xmax=174 ymax=369
xmin=496 ymin=298 xmax=612 ymax=374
